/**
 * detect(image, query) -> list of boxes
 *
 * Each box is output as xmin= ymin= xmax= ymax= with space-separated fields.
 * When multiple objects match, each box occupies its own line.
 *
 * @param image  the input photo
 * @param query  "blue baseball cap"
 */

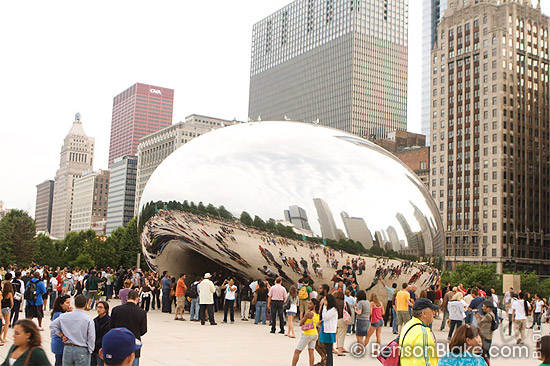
xmin=102 ymin=328 xmax=141 ymax=362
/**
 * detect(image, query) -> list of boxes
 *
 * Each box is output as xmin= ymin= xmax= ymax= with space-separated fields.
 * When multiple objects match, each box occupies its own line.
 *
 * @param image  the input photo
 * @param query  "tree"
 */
xmin=253 ymin=215 xmax=266 ymax=230
xmin=116 ymin=218 xmax=146 ymax=269
xmin=70 ymin=253 xmax=95 ymax=269
xmin=240 ymin=211 xmax=253 ymax=226
xmin=0 ymin=210 xmax=36 ymax=266
xmin=441 ymin=263 xmax=501 ymax=292
xmin=218 ymin=206 xmax=233 ymax=220
xmin=34 ymin=233 xmax=57 ymax=267
xmin=206 ymin=204 xmax=218 ymax=217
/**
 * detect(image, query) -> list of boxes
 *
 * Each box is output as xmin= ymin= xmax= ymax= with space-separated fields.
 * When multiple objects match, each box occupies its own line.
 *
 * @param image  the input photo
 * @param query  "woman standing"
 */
xmin=222 ymin=278 xmax=237 ymax=324
xmin=291 ymin=298 xmax=319 ymax=366
xmin=438 ymin=324 xmax=488 ymax=366
xmin=140 ymin=279 xmax=152 ymax=313
xmin=320 ymin=294 xmax=338 ymax=366
xmin=447 ymin=292 xmax=467 ymax=340
xmin=119 ymin=280 xmax=133 ymax=305
xmin=0 ymin=319 xmax=51 ymax=365
xmin=92 ymin=301 xmax=111 ymax=366
xmin=1 ymin=281 xmax=14 ymax=344
xmin=254 ymin=281 xmax=269 ymax=325
xmin=285 ymin=285 xmax=299 ymax=338
xmin=354 ymin=290 xmax=371 ymax=347
xmin=364 ymin=292 xmax=383 ymax=348
xmin=333 ymin=290 xmax=348 ymax=356
xmin=50 ymin=294 xmax=71 ymax=366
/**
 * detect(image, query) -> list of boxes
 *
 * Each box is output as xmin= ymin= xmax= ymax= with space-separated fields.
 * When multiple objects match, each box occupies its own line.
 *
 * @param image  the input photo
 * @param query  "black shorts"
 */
xmin=25 ymin=305 xmax=44 ymax=319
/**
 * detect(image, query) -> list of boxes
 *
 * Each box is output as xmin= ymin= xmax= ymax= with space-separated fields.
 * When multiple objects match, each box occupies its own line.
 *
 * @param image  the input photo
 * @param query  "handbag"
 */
xmin=301 ymin=322 xmax=315 ymax=331
xmin=343 ymin=305 xmax=353 ymax=325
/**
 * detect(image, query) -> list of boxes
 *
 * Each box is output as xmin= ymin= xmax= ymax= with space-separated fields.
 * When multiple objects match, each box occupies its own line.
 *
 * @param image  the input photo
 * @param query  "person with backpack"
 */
xmin=10 ymin=271 xmax=24 ymax=327
xmin=475 ymin=300 xmax=497 ymax=362
xmin=187 ymin=277 xmax=201 ymax=321
xmin=297 ymin=279 xmax=312 ymax=319
xmin=398 ymin=299 xmax=438 ymax=366
xmin=285 ymin=285 xmax=299 ymax=338
xmin=24 ymin=272 xmax=47 ymax=331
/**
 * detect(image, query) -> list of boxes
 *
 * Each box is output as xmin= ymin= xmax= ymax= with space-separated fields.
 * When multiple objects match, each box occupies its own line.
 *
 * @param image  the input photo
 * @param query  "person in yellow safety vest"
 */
xmin=399 ymin=298 xmax=439 ymax=366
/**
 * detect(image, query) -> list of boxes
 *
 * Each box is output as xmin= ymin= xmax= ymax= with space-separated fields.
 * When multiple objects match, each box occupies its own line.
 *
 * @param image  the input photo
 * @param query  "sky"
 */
xmin=0 ymin=0 xmax=548 ymax=216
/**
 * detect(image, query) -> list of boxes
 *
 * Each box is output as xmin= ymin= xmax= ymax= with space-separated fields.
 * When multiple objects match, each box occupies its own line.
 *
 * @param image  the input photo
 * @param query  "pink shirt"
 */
xmin=268 ymin=284 xmax=288 ymax=301
xmin=370 ymin=305 xmax=383 ymax=323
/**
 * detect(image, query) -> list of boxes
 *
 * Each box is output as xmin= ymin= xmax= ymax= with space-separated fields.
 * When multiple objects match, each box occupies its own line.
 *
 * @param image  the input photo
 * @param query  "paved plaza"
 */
xmin=0 ymin=300 xmax=541 ymax=365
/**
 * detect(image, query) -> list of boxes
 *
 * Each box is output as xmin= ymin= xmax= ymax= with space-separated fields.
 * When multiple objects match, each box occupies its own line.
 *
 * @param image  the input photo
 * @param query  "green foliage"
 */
xmin=240 ymin=211 xmax=253 ymax=226
xmin=70 ymin=253 xmax=95 ymax=269
xmin=253 ymin=215 xmax=266 ymax=230
xmin=34 ymin=234 xmax=58 ymax=267
xmin=0 ymin=210 xmax=36 ymax=266
xmin=441 ymin=263 xmax=501 ymax=292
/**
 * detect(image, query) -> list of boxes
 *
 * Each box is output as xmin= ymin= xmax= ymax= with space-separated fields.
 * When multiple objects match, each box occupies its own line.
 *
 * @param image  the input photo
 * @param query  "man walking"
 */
xmin=198 ymin=273 xmax=217 ymax=325
xmin=50 ymin=294 xmax=95 ymax=366
xmin=25 ymin=271 xmax=47 ymax=330
xmin=161 ymin=271 xmax=171 ymax=313
xmin=439 ymin=286 xmax=457 ymax=331
xmin=110 ymin=290 xmax=147 ymax=366
xmin=268 ymin=277 xmax=287 ymax=334
xmin=174 ymin=273 xmax=187 ymax=321
xmin=395 ymin=283 xmax=413 ymax=333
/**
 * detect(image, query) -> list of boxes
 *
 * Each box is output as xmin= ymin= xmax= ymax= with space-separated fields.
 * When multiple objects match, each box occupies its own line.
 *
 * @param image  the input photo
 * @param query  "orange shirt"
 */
xmin=176 ymin=278 xmax=187 ymax=297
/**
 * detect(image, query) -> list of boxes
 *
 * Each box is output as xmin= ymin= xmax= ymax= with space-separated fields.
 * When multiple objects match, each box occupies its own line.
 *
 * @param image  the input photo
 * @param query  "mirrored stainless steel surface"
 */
xmin=138 ymin=122 xmax=442 ymax=284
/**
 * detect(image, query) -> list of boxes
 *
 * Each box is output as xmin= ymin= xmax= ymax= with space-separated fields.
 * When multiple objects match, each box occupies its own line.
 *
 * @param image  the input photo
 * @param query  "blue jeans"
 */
xmin=255 ymin=301 xmax=267 ymax=324
xmin=49 ymin=291 xmax=58 ymax=310
xmin=132 ymin=358 xmax=139 ymax=366
xmin=190 ymin=298 xmax=199 ymax=320
xmin=392 ymin=308 xmax=398 ymax=333
xmin=106 ymin=284 xmax=113 ymax=300
xmin=62 ymin=345 xmax=90 ymax=366
xmin=465 ymin=310 xmax=473 ymax=324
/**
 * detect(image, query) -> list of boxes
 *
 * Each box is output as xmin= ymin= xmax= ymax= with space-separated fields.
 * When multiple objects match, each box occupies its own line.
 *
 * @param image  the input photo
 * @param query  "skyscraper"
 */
xmin=430 ymin=0 xmax=550 ymax=273
xmin=108 ymin=83 xmax=174 ymax=167
xmin=248 ymin=0 xmax=408 ymax=140
xmin=71 ymin=170 xmax=110 ymax=234
xmin=35 ymin=180 xmax=54 ymax=233
xmin=284 ymin=205 xmax=312 ymax=231
xmin=106 ymin=155 xmax=137 ymax=235
xmin=422 ymin=0 xmax=448 ymax=142
xmin=341 ymin=211 xmax=374 ymax=249
xmin=50 ymin=113 xmax=95 ymax=239
xmin=313 ymin=198 xmax=340 ymax=240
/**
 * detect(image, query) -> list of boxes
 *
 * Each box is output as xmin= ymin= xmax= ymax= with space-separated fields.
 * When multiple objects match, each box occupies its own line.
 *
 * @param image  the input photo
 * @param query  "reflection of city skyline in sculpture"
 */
xmin=313 ymin=198 xmax=341 ymax=241
xmin=284 ymin=205 xmax=311 ymax=231
xmin=341 ymin=211 xmax=374 ymax=249
xmin=138 ymin=122 xmax=444 ymax=278
xmin=386 ymin=225 xmax=401 ymax=251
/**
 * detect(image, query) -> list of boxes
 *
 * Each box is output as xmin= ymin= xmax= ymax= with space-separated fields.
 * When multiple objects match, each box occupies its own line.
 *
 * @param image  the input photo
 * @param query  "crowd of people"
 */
xmin=2 ymin=262 xmax=550 ymax=366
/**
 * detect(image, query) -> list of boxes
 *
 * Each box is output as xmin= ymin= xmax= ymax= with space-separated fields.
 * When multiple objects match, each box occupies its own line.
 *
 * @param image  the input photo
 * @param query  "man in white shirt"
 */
xmin=512 ymin=292 xmax=530 ymax=344
xmin=198 ymin=273 xmax=217 ymax=325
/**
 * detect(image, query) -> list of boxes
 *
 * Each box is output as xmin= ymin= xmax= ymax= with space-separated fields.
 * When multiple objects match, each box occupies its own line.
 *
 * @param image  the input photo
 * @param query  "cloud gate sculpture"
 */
xmin=138 ymin=122 xmax=443 ymax=287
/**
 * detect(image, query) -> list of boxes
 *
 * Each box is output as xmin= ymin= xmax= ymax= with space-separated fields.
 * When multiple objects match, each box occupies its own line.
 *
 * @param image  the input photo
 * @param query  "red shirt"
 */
xmin=56 ymin=275 xmax=63 ymax=292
